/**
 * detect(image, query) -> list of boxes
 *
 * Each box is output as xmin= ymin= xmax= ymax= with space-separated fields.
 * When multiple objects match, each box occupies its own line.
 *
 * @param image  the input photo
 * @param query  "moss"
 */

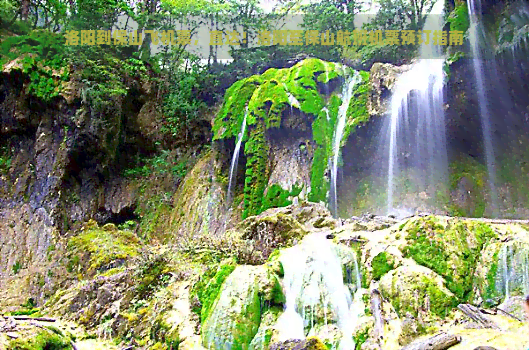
xmin=261 ymin=183 xmax=303 ymax=212
xmin=402 ymin=217 xmax=496 ymax=302
xmin=190 ymin=261 xmax=237 ymax=324
xmin=66 ymin=223 xmax=141 ymax=276
xmin=371 ymin=252 xmax=394 ymax=281
xmin=7 ymin=330 xmax=71 ymax=350
xmin=483 ymin=249 xmax=500 ymax=302
xmin=213 ymin=59 xmax=347 ymax=217
xmin=449 ymin=157 xmax=488 ymax=217
xmin=447 ymin=2 xmax=470 ymax=33
xmin=308 ymin=95 xmax=341 ymax=203
xmin=243 ymin=122 xmax=270 ymax=218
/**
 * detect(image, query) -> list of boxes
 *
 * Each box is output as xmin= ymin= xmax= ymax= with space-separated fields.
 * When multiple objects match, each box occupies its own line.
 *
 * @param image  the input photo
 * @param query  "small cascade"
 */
xmin=276 ymin=233 xmax=363 ymax=349
xmin=495 ymin=243 xmax=529 ymax=300
xmin=330 ymin=72 xmax=361 ymax=218
xmin=385 ymin=0 xmax=447 ymax=215
xmin=226 ymin=107 xmax=248 ymax=204
xmin=467 ymin=0 xmax=499 ymax=216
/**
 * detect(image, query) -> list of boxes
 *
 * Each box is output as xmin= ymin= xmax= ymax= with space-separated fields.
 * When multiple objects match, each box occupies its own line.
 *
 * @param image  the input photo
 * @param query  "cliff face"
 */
xmin=0 ymin=52 xmax=180 ymax=306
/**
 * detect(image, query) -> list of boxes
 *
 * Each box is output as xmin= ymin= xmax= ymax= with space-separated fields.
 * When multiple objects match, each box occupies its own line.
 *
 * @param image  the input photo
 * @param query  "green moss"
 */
xmin=449 ymin=157 xmax=488 ymax=217
xmin=213 ymin=59 xmax=347 ymax=217
xmin=7 ymin=330 xmax=71 ymax=350
xmin=402 ymin=217 xmax=496 ymax=302
xmin=190 ymin=261 xmax=237 ymax=324
xmin=483 ymin=249 xmax=500 ymax=302
xmin=261 ymin=183 xmax=303 ymax=212
xmin=243 ymin=122 xmax=270 ymax=219
xmin=447 ymin=2 xmax=470 ymax=33
xmin=66 ymin=224 xmax=141 ymax=275
xmin=371 ymin=252 xmax=394 ymax=281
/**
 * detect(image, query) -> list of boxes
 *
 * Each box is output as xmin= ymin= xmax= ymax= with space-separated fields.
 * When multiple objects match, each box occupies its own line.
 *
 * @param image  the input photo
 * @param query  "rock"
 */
xmin=270 ymin=337 xmax=328 ymax=350
xmin=201 ymin=266 xmax=263 ymax=350
xmin=379 ymin=263 xmax=456 ymax=322
xmin=367 ymin=62 xmax=411 ymax=116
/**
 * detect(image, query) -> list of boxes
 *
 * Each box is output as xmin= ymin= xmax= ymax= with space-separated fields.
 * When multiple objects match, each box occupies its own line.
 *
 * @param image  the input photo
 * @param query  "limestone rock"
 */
xmin=379 ymin=263 xmax=455 ymax=321
xmin=367 ymin=63 xmax=411 ymax=116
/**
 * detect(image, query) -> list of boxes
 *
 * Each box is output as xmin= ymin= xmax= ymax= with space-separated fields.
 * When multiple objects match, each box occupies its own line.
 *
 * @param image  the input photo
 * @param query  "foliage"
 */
xmin=447 ymin=2 xmax=470 ymax=33
xmin=162 ymin=56 xmax=210 ymax=137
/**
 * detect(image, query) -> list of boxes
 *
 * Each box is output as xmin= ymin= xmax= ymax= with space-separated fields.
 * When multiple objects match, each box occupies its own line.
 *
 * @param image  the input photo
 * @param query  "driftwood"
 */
xmin=457 ymin=304 xmax=500 ymax=329
xmin=0 ymin=315 xmax=56 ymax=322
xmin=401 ymin=332 xmax=462 ymax=350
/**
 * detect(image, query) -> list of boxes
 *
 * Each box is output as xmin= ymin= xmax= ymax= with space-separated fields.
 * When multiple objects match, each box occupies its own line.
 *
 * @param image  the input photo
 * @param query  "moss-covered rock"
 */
xmin=379 ymin=263 xmax=456 ymax=319
xmin=371 ymin=251 xmax=395 ymax=281
xmin=66 ymin=220 xmax=141 ymax=277
xmin=213 ymin=58 xmax=372 ymax=217
xmin=400 ymin=216 xmax=496 ymax=302
xmin=201 ymin=265 xmax=263 ymax=350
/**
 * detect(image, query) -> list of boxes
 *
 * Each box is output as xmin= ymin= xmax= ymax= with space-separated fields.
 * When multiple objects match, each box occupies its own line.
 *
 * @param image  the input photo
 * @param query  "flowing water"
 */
xmin=385 ymin=0 xmax=447 ymax=215
xmin=226 ymin=107 xmax=248 ymax=204
xmin=495 ymin=243 xmax=529 ymax=301
xmin=467 ymin=0 xmax=499 ymax=216
xmin=275 ymin=233 xmax=363 ymax=349
xmin=331 ymin=72 xmax=361 ymax=218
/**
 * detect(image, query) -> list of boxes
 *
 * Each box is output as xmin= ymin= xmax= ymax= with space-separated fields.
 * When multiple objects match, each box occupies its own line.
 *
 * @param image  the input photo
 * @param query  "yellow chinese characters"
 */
xmin=64 ymin=29 xmax=465 ymax=47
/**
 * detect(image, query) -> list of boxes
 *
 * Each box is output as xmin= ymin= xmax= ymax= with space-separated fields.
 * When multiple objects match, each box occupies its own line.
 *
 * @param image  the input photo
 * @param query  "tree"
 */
xmin=368 ymin=0 xmax=436 ymax=31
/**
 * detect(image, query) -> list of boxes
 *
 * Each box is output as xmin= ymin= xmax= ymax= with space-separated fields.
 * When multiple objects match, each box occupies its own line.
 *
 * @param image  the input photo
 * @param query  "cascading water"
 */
xmin=226 ymin=107 xmax=248 ymax=204
xmin=275 ymin=233 xmax=363 ymax=349
xmin=467 ymin=0 xmax=499 ymax=216
xmin=331 ymin=72 xmax=361 ymax=218
xmin=385 ymin=0 xmax=448 ymax=215
xmin=495 ymin=243 xmax=529 ymax=300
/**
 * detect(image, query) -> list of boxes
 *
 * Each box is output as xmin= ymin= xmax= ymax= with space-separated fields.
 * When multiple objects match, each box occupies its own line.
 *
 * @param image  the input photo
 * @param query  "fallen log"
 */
xmin=2 ymin=316 xmax=56 ymax=322
xmin=401 ymin=332 xmax=462 ymax=350
xmin=457 ymin=304 xmax=500 ymax=329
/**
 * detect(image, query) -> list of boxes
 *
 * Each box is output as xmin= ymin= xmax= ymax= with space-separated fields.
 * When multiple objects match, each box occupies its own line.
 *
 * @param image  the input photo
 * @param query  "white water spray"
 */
xmin=496 ymin=243 xmax=529 ymax=301
xmin=331 ymin=72 xmax=361 ymax=218
xmin=276 ymin=233 xmax=363 ymax=349
xmin=467 ymin=0 xmax=499 ymax=216
xmin=386 ymin=0 xmax=447 ymax=215
xmin=226 ymin=107 xmax=248 ymax=204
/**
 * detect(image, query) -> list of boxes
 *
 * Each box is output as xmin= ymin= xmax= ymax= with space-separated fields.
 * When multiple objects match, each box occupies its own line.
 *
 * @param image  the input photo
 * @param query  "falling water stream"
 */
xmin=226 ymin=107 xmax=248 ymax=204
xmin=331 ymin=72 xmax=361 ymax=218
xmin=496 ymin=243 xmax=529 ymax=301
xmin=467 ymin=0 xmax=499 ymax=216
xmin=386 ymin=0 xmax=447 ymax=215
xmin=275 ymin=232 xmax=364 ymax=349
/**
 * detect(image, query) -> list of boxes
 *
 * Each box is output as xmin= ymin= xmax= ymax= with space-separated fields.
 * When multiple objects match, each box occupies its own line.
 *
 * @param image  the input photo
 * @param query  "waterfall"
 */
xmin=386 ymin=0 xmax=447 ymax=215
xmin=496 ymin=243 xmax=529 ymax=301
xmin=331 ymin=72 xmax=361 ymax=218
xmin=467 ymin=0 xmax=499 ymax=216
xmin=275 ymin=233 xmax=363 ymax=349
xmin=226 ymin=107 xmax=248 ymax=204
